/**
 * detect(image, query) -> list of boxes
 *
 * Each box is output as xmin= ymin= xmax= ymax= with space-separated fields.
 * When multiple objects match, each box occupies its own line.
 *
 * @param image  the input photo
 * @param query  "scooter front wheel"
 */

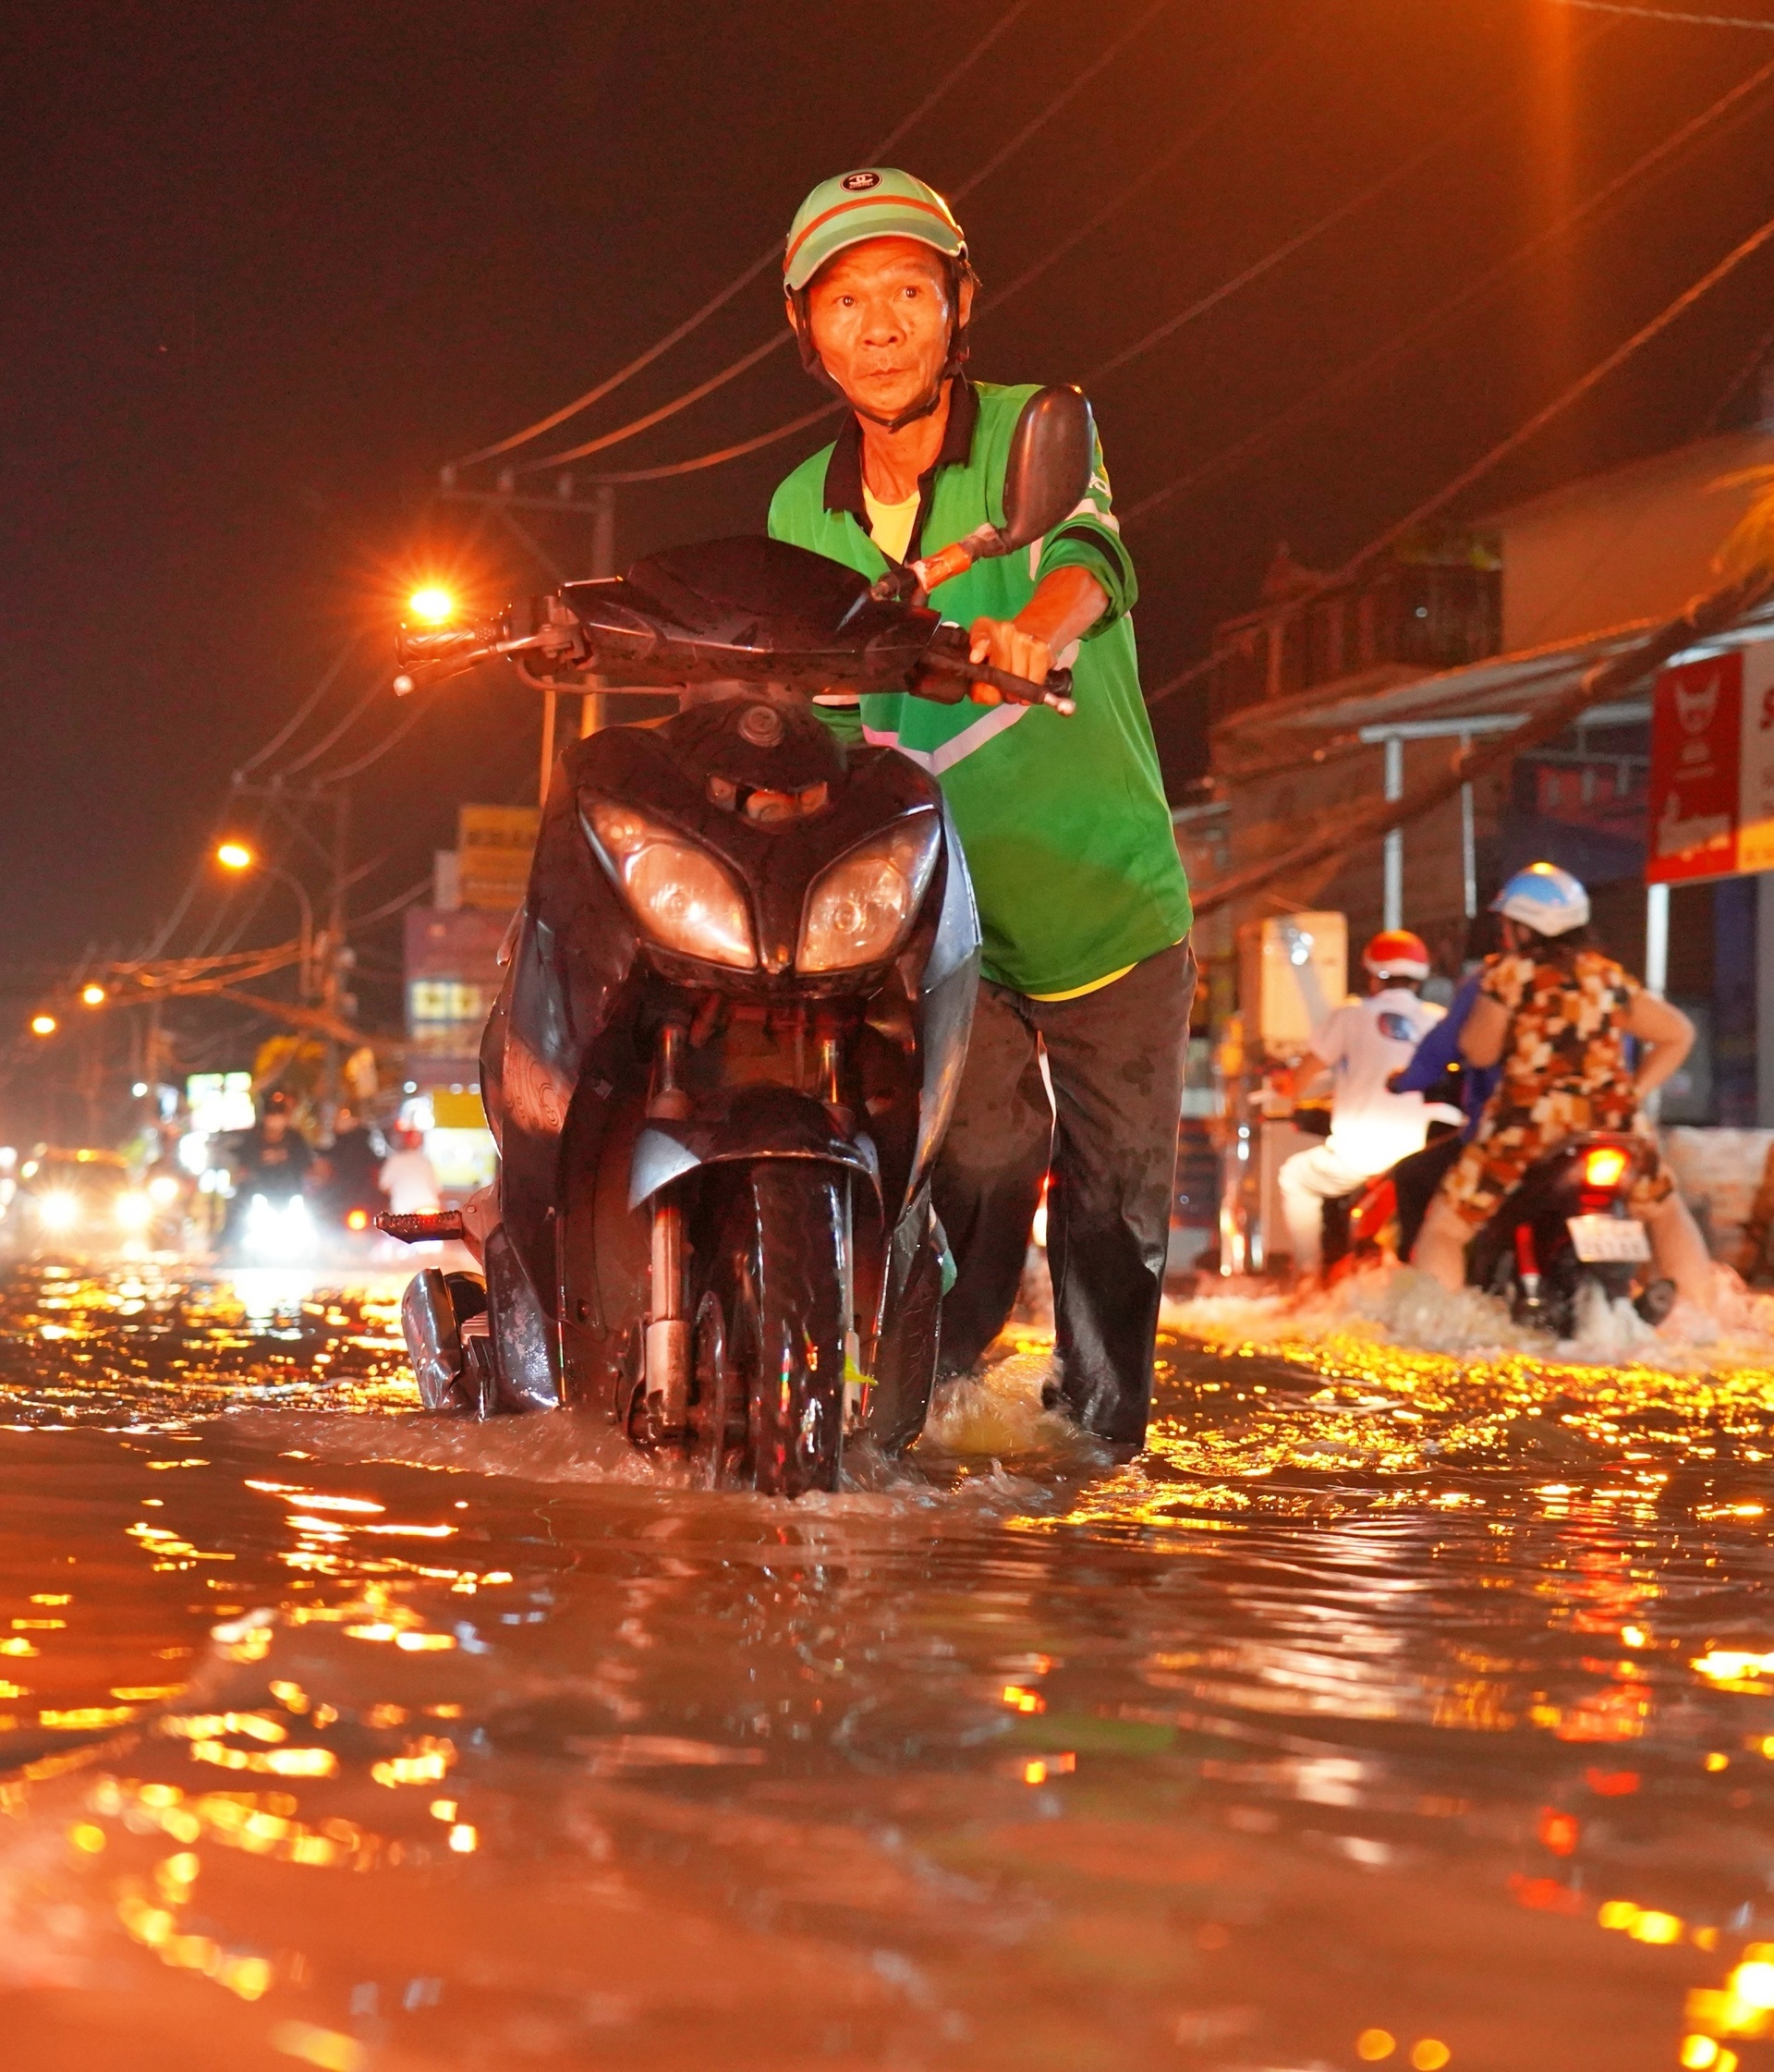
xmin=697 ymin=1162 xmax=846 ymax=1497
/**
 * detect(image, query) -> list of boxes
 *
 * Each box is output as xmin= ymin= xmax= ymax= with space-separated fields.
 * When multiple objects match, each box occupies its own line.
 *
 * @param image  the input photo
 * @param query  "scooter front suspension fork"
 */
xmin=643 ymin=1195 xmax=690 ymax=1435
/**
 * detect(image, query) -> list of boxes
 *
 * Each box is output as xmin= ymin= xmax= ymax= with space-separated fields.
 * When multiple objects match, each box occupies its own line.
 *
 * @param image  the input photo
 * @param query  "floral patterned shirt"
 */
xmin=1476 ymin=947 xmax=1642 ymax=1140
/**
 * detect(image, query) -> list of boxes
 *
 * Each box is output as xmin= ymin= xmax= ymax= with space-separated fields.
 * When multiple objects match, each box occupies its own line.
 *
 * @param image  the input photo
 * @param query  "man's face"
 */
xmin=797 ymin=238 xmax=969 ymax=424
xmin=263 ymin=1114 xmax=288 ymax=1140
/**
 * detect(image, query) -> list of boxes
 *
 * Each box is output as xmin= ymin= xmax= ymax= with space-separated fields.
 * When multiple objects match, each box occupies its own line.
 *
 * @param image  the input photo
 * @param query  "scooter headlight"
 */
xmin=585 ymin=800 xmax=757 ymax=969
xmin=797 ymin=812 xmax=941 ymax=974
xmin=36 ymin=1189 xmax=79 ymax=1233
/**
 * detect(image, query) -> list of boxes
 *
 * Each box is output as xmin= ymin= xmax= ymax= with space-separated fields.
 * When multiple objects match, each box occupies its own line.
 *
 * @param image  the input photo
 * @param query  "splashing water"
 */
xmin=0 ymin=1260 xmax=1772 ymax=2070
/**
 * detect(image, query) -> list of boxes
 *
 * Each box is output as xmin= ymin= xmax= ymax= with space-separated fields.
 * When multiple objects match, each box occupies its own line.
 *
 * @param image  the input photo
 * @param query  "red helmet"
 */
xmin=1363 ymin=930 xmax=1430 ymax=981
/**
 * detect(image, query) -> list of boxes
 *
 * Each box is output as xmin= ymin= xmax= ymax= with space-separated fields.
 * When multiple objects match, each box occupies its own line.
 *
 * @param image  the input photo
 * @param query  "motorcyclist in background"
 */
xmin=1277 ymin=931 xmax=1450 ymax=1279
xmin=1411 ymin=864 xmax=1714 ymax=1310
xmin=316 ymin=1104 xmax=386 ymax=1227
xmin=1384 ymin=968 xmax=1500 ymax=1261
xmin=231 ymin=1091 xmax=314 ymax=1202
xmin=224 ymin=1090 xmax=315 ymax=1249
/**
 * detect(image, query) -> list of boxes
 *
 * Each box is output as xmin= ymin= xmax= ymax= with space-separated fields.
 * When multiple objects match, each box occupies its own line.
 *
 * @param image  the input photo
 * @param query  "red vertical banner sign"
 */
xmin=1735 ymin=642 xmax=1774 ymax=874
xmin=1646 ymin=651 xmax=1743 ymax=884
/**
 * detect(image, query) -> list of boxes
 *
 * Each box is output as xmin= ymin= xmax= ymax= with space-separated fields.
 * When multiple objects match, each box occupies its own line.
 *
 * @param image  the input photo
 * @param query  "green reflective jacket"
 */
xmin=767 ymin=378 xmax=1191 ymax=996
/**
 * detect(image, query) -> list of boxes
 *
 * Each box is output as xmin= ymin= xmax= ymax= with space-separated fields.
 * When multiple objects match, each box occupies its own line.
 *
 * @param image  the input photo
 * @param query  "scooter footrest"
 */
xmin=377 ymin=1211 xmax=467 ymax=1244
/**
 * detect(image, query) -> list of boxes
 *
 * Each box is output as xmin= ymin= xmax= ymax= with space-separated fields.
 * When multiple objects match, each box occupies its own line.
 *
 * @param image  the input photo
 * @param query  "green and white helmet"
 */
xmin=783 ymin=168 xmax=973 ymax=430
xmin=783 ymin=167 xmax=967 ymax=293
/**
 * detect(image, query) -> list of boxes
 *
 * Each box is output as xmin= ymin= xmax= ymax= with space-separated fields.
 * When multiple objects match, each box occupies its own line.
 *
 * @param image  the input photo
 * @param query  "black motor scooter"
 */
xmin=383 ymin=388 xmax=1094 ymax=1494
xmin=1464 ymin=1130 xmax=1674 ymax=1335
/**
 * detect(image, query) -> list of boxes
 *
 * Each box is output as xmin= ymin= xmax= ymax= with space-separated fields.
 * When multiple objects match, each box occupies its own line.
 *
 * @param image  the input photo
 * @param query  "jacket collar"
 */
xmin=822 ymin=375 xmax=979 ymax=523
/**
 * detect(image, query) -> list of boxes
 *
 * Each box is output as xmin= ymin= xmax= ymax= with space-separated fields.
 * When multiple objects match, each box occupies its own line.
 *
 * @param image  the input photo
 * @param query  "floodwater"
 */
xmin=5 ymin=1261 xmax=1774 ymax=2071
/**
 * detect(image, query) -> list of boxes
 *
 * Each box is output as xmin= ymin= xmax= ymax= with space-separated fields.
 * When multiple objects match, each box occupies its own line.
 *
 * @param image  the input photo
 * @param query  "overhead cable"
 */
xmin=235 ymin=633 xmax=363 ymax=775
xmin=981 ymin=33 xmax=1323 ymax=321
xmin=1124 ymin=47 xmax=1774 ymax=528
xmin=1706 ymin=304 xmax=1774 ymax=426
xmin=445 ymin=0 xmax=1039 ymax=472
xmin=571 ymin=401 xmax=844 ymax=484
xmin=1087 ymin=18 xmax=1617 ymax=387
xmin=1546 ymin=0 xmax=1774 ymax=29
xmin=516 ymin=0 xmax=1174 ymax=475
xmin=525 ymin=333 xmax=789 ymax=471
xmin=528 ymin=16 xmax=1285 ymax=488
xmin=313 ymin=700 xmax=430 ymax=786
xmin=1145 ymin=201 xmax=1774 ymax=708
xmin=348 ymin=871 xmax=436 ymax=932
xmin=950 ymin=0 xmax=1173 ymax=201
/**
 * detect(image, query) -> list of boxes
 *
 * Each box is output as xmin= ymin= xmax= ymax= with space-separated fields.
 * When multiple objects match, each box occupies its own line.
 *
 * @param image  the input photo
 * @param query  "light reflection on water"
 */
xmin=2 ymin=1265 xmax=1774 ymax=2068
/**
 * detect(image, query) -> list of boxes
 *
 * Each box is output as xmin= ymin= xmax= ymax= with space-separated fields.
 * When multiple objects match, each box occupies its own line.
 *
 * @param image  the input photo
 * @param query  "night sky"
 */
xmin=5 ymin=0 xmax=1774 ymax=1051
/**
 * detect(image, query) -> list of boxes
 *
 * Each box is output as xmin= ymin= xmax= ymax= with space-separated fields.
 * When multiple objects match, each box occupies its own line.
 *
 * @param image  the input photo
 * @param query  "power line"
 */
xmin=524 ymin=333 xmax=788 ymax=472
xmin=569 ymin=401 xmax=843 ymax=484
xmin=1123 ymin=45 xmax=1774 ymax=528
xmin=951 ymin=0 xmax=1173 ymax=201
xmin=349 ymin=871 xmax=435 ymax=932
xmin=444 ymin=0 xmax=1039 ymax=473
xmin=1547 ymin=0 xmax=1774 ymax=29
xmin=1145 ymin=201 xmax=1774 ymax=708
xmin=504 ymin=21 xmax=1299 ymax=490
xmin=1086 ymin=18 xmax=1618 ymax=388
xmin=235 ymin=633 xmax=362 ymax=775
xmin=312 ymin=700 xmax=429 ymax=786
xmin=1706 ymin=304 xmax=1774 ymax=426
xmin=514 ymin=0 xmax=1174 ymax=477
xmin=981 ymin=34 xmax=1322 ymax=323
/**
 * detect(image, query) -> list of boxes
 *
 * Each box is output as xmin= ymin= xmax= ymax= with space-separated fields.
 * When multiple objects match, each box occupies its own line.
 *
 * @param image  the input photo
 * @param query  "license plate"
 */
xmin=1567 ymin=1213 xmax=1650 ymax=1263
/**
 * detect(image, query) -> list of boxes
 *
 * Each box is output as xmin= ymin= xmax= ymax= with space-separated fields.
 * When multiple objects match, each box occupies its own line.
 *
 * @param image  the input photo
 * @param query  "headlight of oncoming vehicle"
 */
xmin=797 ymin=812 xmax=942 ymax=974
xmin=585 ymin=800 xmax=757 ymax=969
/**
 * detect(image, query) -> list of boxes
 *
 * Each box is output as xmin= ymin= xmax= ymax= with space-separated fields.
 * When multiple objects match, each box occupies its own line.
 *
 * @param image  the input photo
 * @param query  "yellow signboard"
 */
xmin=457 ymin=804 xmax=539 ymax=910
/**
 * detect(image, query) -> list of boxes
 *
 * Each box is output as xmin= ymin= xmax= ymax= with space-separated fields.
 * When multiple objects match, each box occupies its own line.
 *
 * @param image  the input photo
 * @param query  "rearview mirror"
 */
xmin=867 ymin=384 xmax=1099 ymax=605
xmin=999 ymin=385 xmax=1095 ymax=553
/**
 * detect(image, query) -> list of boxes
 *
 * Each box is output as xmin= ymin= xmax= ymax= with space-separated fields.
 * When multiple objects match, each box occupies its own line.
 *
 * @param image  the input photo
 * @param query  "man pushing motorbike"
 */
xmin=768 ymin=168 xmax=1195 ymax=1444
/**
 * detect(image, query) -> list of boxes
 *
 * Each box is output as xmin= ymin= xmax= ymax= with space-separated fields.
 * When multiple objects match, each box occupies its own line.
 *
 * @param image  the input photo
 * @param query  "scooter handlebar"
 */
xmin=912 ymin=638 xmax=1075 ymax=714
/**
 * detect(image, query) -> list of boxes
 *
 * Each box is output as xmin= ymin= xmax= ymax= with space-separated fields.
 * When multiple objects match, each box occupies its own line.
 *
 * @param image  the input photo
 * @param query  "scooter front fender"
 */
xmin=627 ymin=1084 xmax=881 ymax=1210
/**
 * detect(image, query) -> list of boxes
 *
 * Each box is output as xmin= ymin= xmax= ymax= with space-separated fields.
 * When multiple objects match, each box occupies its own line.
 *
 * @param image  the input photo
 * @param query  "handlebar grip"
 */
xmin=947 ymin=658 xmax=1076 ymax=713
xmin=912 ymin=644 xmax=1076 ymax=714
xmin=397 ymin=626 xmax=490 ymax=664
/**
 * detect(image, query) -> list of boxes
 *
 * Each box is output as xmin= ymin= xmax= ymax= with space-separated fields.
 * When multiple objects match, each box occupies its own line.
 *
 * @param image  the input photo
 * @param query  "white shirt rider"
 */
xmin=1310 ymin=986 xmax=1448 ymax=1176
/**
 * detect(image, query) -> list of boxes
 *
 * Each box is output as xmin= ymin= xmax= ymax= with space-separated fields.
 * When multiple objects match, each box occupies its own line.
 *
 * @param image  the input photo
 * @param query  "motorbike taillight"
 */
xmin=1582 ymin=1146 xmax=1629 ymax=1191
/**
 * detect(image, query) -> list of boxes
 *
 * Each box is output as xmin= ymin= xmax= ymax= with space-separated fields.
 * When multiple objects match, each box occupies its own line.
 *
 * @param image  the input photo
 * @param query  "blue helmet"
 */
xmin=1491 ymin=862 xmax=1590 ymax=936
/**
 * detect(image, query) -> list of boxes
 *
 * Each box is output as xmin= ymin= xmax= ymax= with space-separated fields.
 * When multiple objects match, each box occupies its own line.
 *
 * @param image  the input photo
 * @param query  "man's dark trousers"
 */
xmin=932 ymin=939 xmax=1195 ymax=1444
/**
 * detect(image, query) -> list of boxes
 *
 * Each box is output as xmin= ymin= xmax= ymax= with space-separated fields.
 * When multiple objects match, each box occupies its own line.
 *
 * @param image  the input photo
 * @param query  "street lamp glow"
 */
xmin=80 ymin=983 xmax=106 ymax=1007
xmin=216 ymin=842 xmax=254 ymax=871
xmin=407 ymin=586 xmax=456 ymax=625
xmin=30 ymin=1014 xmax=57 ymax=1037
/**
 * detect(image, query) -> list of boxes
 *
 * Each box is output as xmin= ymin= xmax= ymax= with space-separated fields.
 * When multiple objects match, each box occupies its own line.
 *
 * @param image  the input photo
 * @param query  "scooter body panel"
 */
xmin=475 ymin=678 xmax=980 ymax=1454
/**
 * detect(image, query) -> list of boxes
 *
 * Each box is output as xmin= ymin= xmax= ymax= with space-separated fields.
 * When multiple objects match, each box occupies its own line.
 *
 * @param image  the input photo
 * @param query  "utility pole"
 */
xmin=322 ymin=787 xmax=350 ymax=1128
xmin=581 ymin=483 xmax=618 ymax=742
xmin=226 ymin=774 xmax=355 ymax=1127
xmin=439 ymin=476 xmax=621 ymax=792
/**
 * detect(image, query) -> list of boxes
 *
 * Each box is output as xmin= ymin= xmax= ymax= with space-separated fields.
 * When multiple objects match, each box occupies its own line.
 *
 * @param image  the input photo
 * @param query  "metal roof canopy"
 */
xmin=1212 ymin=596 xmax=1774 ymax=745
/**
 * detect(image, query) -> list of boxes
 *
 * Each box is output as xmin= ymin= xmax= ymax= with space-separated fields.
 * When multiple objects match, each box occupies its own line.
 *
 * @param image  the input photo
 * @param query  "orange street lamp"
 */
xmin=30 ymin=1014 xmax=56 ymax=1037
xmin=407 ymin=585 xmax=456 ymax=625
xmin=80 ymin=983 xmax=106 ymax=1007
xmin=213 ymin=843 xmax=316 ymax=998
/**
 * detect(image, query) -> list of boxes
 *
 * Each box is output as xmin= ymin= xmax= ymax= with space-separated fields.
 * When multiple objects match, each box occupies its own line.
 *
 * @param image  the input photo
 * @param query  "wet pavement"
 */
xmin=4 ymin=1261 xmax=1774 ymax=2069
